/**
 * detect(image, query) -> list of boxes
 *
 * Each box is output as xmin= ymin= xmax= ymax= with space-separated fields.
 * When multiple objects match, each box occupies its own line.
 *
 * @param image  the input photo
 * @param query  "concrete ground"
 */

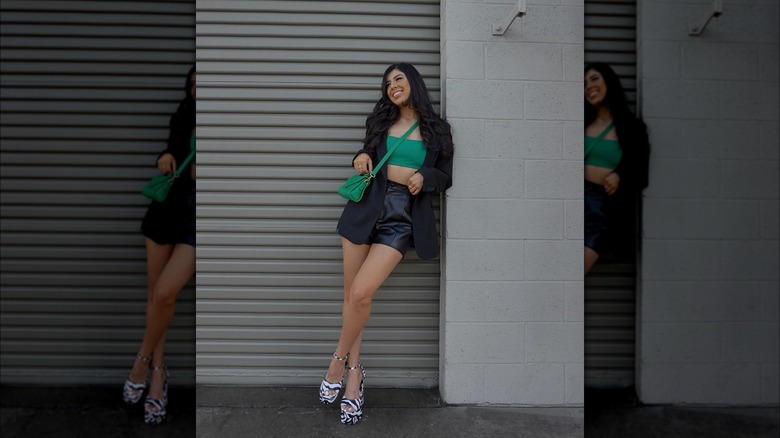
xmin=2 ymin=386 xmax=779 ymax=437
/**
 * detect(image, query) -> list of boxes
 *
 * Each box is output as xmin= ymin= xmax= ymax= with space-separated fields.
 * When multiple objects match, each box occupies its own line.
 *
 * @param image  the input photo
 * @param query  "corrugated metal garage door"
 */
xmin=196 ymin=1 xmax=442 ymax=387
xmin=0 ymin=0 xmax=195 ymax=385
xmin=584 ymin=0 xmax=638 ymax=388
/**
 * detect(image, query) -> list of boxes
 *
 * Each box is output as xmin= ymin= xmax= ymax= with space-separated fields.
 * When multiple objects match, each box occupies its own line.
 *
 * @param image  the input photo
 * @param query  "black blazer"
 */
xmin=156 ymin=110 xmax=196 ymax=200
xmin=337 ymin=134 xmax=453 ymax=260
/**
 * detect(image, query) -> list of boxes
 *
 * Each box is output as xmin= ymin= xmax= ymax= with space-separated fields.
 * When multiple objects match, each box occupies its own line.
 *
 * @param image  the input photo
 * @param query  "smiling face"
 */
xmin=584 ymin=69 xmax=607 ymax=107
xmin=385 ymin=69 xmax=411 ymax=108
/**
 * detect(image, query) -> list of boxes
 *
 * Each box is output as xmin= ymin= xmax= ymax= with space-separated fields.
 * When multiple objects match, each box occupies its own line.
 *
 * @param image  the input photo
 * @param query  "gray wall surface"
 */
xmin=0 ymin=0 xmax=196 ymax=385
xmin=440 ymin=0 xmax=585 ymax=406
xmin=637 ymin=0 xmax=779 ymax=405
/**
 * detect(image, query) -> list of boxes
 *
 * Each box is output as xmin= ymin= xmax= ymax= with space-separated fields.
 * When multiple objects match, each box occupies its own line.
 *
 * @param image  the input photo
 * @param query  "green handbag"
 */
xmin=141 ymin=147 xmax=195 ymax=202
xmin=338 ymin=121 xmax=419 ymax=202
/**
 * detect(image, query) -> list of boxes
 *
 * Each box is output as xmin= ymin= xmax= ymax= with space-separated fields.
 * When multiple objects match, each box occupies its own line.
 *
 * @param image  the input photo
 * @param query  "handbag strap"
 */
xmin=585 ymin=121 xmax=614 ymax=158
xmin=370 ymin=121 xmax=420 ymax=177
xmin=173 ymin=137 xmax=196 ymax=178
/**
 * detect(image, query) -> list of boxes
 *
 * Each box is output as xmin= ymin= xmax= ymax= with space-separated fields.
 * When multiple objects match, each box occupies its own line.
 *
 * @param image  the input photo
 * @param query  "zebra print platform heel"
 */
xmin=340 ymin=363 xmax=365 ymax=425
xmin=143 ymin=364 xmax=169 ymax=425
xmin=319 ymin=352 xmax=349 ymax=404
xmin=122 ymin=354 xmax=151 ymax=404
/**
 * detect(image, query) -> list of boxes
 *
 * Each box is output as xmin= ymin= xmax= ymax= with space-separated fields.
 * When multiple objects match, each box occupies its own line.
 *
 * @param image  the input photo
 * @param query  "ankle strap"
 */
xmin=333 ymin=352 xmax=350 ymax=362
xmin=137 ymin=354 xmax=152 ymax=362
xmin=150 ymin=364 xmax=167 ymax=371
xmin=346 ymin=363 xmax=363 ymax=371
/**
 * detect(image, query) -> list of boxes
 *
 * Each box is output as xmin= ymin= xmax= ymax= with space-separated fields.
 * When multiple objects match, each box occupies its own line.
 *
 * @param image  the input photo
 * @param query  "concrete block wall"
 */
xmin=440 ymin=0 xmax=584 ymax=406
xmin=638 ymin=0 xmax=779 ymax=404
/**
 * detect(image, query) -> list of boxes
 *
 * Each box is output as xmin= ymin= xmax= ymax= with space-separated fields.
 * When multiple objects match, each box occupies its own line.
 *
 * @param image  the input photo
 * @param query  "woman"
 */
xmin=122 ymin=66 xmax=196 ymax=425
xmin=584 ymin=63 xmax=649 ymax=274
xmin=320 ymin=63 xmax=454 ymax=425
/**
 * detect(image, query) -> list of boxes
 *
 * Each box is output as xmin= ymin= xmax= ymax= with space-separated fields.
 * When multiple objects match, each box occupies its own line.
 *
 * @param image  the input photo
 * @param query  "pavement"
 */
xmin=2 ymin=385 xmax=779 ymax=438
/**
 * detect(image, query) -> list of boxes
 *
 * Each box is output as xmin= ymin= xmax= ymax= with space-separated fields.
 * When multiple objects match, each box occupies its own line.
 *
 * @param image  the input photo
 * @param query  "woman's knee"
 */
xmin=347 ymin=284 xmax=374 ymax=309
xmin=150 ymin=286 xmax=179 ymax=308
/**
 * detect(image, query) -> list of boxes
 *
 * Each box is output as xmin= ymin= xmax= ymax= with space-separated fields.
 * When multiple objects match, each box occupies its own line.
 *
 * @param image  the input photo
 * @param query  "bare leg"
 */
xmin=585 ymin=246 xmax=599 ymax=275
xmin=133 ymin=242 xmax=194 ymax=384
xmin=129 ymin=239 xmax=173 ymax=384
xmin=335 ymin=240 xmax=403 ymax=409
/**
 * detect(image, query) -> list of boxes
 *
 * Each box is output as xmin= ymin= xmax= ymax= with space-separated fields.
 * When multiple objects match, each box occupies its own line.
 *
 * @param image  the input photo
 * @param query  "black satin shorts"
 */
xmin=584 ymin=181 xmax=606 ymax=253
xmin=368 ymin=181 xmax=414 ymax=255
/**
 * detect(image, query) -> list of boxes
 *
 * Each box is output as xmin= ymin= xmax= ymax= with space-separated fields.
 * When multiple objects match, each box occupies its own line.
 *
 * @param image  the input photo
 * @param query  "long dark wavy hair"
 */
xmin=364 ymin=63 xmax=453 ymax=156
xmin=177 ymin=65 xmax=196 ymax=124
xmin=584 ymin=63 xmax=639 ymax=146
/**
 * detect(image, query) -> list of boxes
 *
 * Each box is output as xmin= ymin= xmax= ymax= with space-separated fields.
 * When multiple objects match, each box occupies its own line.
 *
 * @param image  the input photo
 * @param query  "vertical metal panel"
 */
xmin=0 ymin=0 xmax=195 ymax=385
xmin=196 ymin=0 xmax=441 ymax=387
xmin=584 ymin=0 xmax=638 ymax=388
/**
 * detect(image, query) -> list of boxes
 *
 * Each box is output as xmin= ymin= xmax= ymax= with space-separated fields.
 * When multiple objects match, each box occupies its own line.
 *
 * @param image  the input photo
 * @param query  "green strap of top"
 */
xmin=585 ymin=122 xmax=615 ymax=158
xmin=370 ymin=121 xmax=419 ymax=177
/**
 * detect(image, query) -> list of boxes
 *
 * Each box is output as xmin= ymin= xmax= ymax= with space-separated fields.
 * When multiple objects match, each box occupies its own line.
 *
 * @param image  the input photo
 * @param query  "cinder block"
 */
xmin=486 ymin=199 xmax=563 ymax=239
xmin=637 ymin=363 xmax=681 ymax=404
xmin=525 ymin=81 xmax=582 ymax=121
xmin=760 ymin=44 xmax=779 ymax=82
xmin=682 ymin=43 xmax=758 ymax=81
xmin=721 ymin=82 xmax=780 ymax=121
xmin=524 ymin=160 xmax=582 ymax=199
xmin=564 ymin=200 xmax=583 ymax=240
xmin=562 ymin=121 xmax=582 ymax=160
xmin=760 ymin=121 xmax=779 ymax=160
xmin=642 ymin=240 xmax=721 ymax=281
xmin=641 ymin=322 xmax=720 ymax=363
xmin=446 ymin=79 xmax=524 ymax=119
xmin=762 ymin=282 xmax=780 ymax=322
xmin=641 ymin=41 xmax=681 ymax=79
xmin=446 ymin=239 xmax=525 ymax=281
xmin=449 ymin=118 xmax=485 ymax=158
xmin=679 ymin=363 xmax=761 ymax=404
xmin=486 ymin=43 xmax=562 ymax=81
xmin=720 ymin=240 xmax=780 ymax=281
xmin=563 ymin=43 xmax=583 ymax=82
xmin=680 ymin=120 xmax=761 ymax=160
xmin=523 ymin=6 xmax=583 ymax=45
xmin=526 ymin=322 xmax=583 ymax=362
xmin=644 ymin=118 xmax=682 ymax=159
xmin=642 ymin=79 xmax=720 ymax=119
xmin=761 ymin=200 xmax=779 ymax=239
xmin=445 ymin=3 xmax=520 ymax=42
xmin=444 ymin=281 xmax=486 ymax=322
xmin=448 ymin=157 xmax=523 ymax=199
xmin=565 ymin=363 xmax=584 ymax=405
xmin=640 ymin=3 xmax=706 ymax=42
xmin=644 ymin=158 xmax=720 ymax=199
xmin=761 ymin=363 xmax=780 ymax=404
xmin=721 ymin=323 xmax=780 ymax=363
xmin=640 ymin=281 xmax=762 ymax=322
xmin=642 ymin=198 xmax=761 ymax=239
xmin=722 ymin=162 xmax=780 ymax=206
xmin=483 ymin=281 xmax=565 ymax=322
xmin=485 ymin=120 xmax=562 ymax=159
xmin=445 ymin=198 xmax=486 ymax=239
xmin=445 ymin=41 xmax=485 ymax=80
xmin=565 ymin=281 xmax=583 ymax=322
xmin=440 ymin=363 xmax=485 ymax=404
xmin=445 ymin=322 xmax=524 ymax=363
xmin=719 ymin=5 xmax=779 ymax=44
xmin=525 ymin=240 xmax=581 ymax=280
xmin=484 ymin=363 xmax=565 ymax=404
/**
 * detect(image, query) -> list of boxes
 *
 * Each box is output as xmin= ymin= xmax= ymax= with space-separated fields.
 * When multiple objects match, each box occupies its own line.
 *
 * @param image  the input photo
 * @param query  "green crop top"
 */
xmin=386 ymin=135 xmax=426 ymax=170
xmin=584 ymin=122 xmax=622 ymax=170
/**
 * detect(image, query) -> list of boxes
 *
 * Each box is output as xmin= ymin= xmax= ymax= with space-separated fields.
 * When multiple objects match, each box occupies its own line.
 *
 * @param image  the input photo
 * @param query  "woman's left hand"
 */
xmin=407 ymin=172 xmax=424 ymax=195
xmin=603 ymin=172 xmax=620 ymax=195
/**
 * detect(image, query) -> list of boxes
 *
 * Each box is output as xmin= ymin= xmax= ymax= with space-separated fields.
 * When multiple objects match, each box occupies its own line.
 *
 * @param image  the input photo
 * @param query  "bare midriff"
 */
xmin=585 ymin=165 xmax=613 ymax=185
xmin=387 ymin=164 xmax=418 ymax=185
